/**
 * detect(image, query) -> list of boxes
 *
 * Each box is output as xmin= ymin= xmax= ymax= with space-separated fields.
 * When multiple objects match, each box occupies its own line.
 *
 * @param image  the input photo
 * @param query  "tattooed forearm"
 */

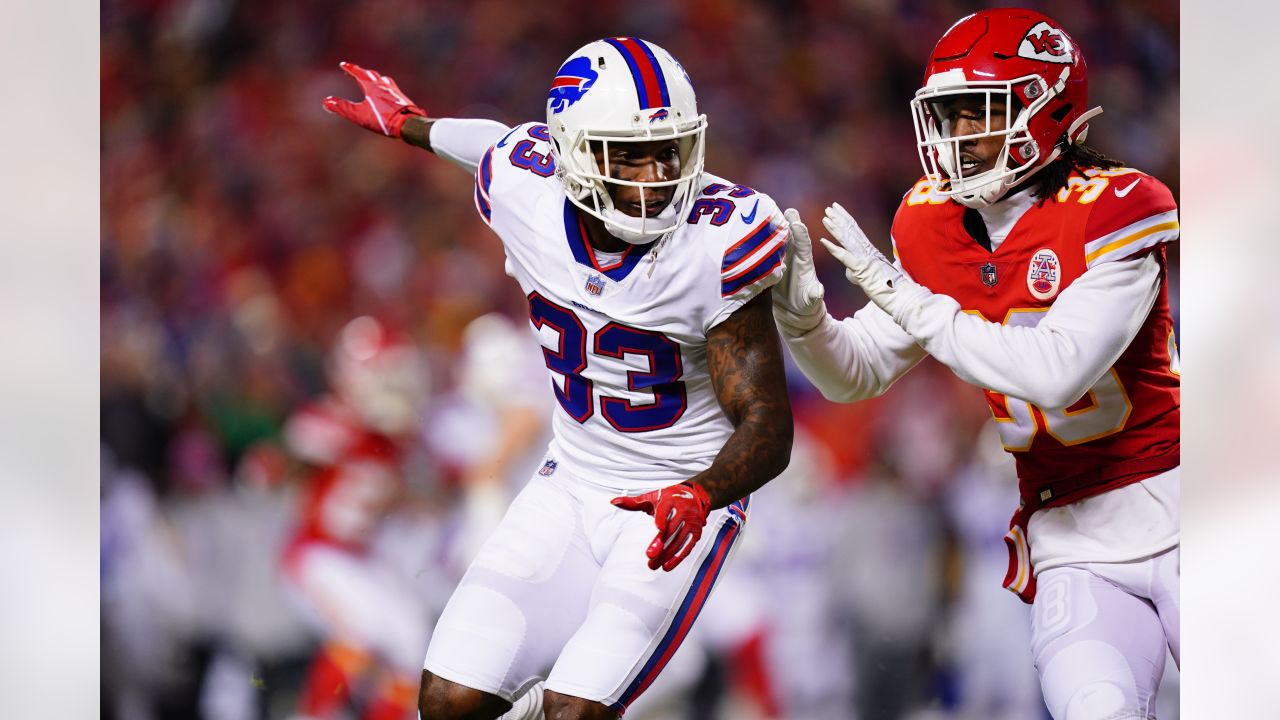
xmin=689 ymin=289 xmax=793 ymax=509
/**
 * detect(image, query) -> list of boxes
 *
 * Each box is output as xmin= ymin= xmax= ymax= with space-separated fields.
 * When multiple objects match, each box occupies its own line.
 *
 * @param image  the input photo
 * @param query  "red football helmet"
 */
xmin=909 ymin=9 xmax=1103 ymax=208
xmin=328 ymin=316 xmax=429 ymax=437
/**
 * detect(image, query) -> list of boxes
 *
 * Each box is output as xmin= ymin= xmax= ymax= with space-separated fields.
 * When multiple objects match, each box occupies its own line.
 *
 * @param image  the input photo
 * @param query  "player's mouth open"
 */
xmin=959 ymin=155 xmax=985 ymax=174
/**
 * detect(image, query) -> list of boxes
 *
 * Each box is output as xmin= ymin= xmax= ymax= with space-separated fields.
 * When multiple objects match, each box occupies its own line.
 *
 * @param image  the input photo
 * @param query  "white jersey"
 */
xmin=473 ymin=121 xmax=788 ymax=490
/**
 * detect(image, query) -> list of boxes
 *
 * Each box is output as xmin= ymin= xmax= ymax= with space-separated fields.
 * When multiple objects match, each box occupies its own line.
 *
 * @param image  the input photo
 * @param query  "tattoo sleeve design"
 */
xmin=691 ymin=289 xmax=793 ymax=508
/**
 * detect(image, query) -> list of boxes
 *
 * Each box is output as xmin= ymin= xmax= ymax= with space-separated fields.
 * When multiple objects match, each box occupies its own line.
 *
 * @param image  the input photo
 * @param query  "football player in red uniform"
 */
xmin=772 ymin=9 xmax=1179 ymax=719
xmin=281 ymin=316 xmax=432 ymax=720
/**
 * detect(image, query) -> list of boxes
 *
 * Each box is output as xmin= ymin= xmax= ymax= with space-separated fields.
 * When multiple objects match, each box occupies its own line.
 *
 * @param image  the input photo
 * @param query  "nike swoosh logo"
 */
xmin=1114 ymin=177 xmax=1141 ymax=198
xmin=741 ymin=199 xmax=760 ymax=224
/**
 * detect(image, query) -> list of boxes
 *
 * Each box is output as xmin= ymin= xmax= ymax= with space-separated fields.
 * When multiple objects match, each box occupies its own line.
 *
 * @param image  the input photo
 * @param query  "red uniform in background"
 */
xmin=281 ymin=317 xmax=430 ymax=720
xmin=285 ymin=400 xmax=401 ymax=556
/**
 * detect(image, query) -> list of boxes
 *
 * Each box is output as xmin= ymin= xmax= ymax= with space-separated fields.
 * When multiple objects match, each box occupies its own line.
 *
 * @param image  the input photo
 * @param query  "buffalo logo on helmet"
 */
xmin=648 ymin=108 xmax=669 ymax=122
xmin=980 ymin=262 xmax=999 ymax=288
xmin=1026 ymin=249 xmax=1061 ymax=300
xmin=548 ymin=57 xmax=598 ymax=114
xmin=1018 ymin=22 xmax=1074 ymax=64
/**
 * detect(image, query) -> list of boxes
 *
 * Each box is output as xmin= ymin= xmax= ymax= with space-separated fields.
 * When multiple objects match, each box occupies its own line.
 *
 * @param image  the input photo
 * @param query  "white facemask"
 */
xmin=600 ymin=202 xmax=680 ymax=244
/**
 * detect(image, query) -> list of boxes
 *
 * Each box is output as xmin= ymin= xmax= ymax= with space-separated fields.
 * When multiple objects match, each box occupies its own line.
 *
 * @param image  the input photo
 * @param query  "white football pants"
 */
xmin=1031 ymin=546 xmax=1179 ymax=719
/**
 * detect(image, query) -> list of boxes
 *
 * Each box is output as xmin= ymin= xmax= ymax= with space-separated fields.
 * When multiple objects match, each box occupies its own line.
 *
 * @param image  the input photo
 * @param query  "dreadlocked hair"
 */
xmin=1031 ymin=141 xmax=1125 ymax=205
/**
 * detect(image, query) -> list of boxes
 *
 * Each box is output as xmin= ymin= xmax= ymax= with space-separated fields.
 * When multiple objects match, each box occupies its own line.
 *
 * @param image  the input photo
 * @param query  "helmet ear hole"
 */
xmin=1050 ymin=103 xmax=1073 ymax=122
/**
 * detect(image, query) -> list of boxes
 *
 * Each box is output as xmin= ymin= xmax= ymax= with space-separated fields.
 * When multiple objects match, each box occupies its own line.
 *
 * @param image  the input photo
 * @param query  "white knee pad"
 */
xmin=1062 ymin=681 xmax=1144 ymax=720
xmin=1042 ymin=641 xmax=1151 ymax=720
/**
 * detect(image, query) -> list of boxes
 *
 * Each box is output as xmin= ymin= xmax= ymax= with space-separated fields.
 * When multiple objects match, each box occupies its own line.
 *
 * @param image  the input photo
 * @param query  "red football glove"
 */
xmin=322 ymin=61 xmax=427 ymax=138
xmin=612 ymin=482 xmax=712 ymax=572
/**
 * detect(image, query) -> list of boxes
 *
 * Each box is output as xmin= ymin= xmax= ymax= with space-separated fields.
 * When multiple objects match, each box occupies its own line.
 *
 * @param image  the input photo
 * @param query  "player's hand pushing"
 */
xmin=612 ymin=482 xmax=712 ymax=572
xmin=772 ymin=208 xmax=827 ymax=335
xmin=323 ymin=62 xmax=426 ymax=138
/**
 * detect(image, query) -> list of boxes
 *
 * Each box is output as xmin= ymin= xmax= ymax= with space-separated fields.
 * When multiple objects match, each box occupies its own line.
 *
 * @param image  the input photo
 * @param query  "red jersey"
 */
xmin=891 ymin=168 xmax=1180 ymax=505
xmin=284 ymin=398 xmax=402 ymax=553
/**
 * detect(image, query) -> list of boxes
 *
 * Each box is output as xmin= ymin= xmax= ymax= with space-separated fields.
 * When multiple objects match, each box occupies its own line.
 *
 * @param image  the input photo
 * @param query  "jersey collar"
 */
xmin=563 ymin=199 xmax=652 ymax=282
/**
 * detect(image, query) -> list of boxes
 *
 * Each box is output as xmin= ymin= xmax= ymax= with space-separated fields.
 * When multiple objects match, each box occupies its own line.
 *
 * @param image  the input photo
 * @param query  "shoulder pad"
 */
xmin=1077 ymin=169 xmax=1179 ymax=267
xmin=892 ymin=177 xmax=961 ymax=260
xmin=714 ymin=194 xmax=788 ymax=300
xmin=683 ymin=180 xmax=788 ymax=298
xmin=899 ymin=177 xmax=954 ymax=208
xmin=475 ymin=122 xmax=557 ymax=225
xmin=284 ymin=399 xmax=359 ymax=466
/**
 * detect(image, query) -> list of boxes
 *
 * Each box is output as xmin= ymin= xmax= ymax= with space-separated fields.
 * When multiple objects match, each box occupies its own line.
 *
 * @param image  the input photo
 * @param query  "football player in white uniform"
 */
xmin=324 ymin=37 xmax=793 ymax=720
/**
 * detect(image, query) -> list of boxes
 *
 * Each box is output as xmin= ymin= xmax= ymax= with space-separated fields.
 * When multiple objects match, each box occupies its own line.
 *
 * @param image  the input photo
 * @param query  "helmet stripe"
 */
xmin=604 ymin=37 xmax=670 ymax=109
xmin=630 ymin=39 xmax=671 ymax=107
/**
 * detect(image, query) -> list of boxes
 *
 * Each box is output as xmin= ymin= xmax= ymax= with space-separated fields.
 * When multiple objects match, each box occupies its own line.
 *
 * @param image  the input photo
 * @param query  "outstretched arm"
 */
xmin=784 ymin=305 xmax=928 ymax=403
xmin=819 ymin=203 xmax=1161 ymax=410
xmin=612 ymin=290 xmax=793 ymax=571
xmin=323 ymin=62 xmax=509 ymax=173
xmin=772 ymin=208 xmax=927 ymax=402
xmin=404 ymin=117 xmax=510 ymax=174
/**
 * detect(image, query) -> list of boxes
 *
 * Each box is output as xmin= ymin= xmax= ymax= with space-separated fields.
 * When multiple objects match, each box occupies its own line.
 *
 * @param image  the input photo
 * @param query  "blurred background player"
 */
xmin=774 ymin=8 xmax=1180 ymax=719
xmin=426 ymin=312 xmax=551 ymax=573
xmin=279 ymin=316 xmax=433 ymax=720
xmin=323 ymin=36 xmax=794 ymax=720
xmin=939 ymin=421 xmax=1043 ymax=720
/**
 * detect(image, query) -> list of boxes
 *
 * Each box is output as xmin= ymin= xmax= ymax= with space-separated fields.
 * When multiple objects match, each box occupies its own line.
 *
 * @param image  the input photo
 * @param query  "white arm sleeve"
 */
xmin=427 ymin=118 xmax=511 ymax=173
xmin=782 ymin=303 xmax=928 ymax=403
xmin=896 ymin=253 xmax=1161 ymax=409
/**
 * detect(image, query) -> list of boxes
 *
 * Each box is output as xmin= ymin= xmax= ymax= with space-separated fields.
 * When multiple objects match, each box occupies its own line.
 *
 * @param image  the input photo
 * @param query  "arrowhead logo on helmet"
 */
xmin=548 ymin=57 xmax=599 ymax=114
xmin=908 ymin=9 xmax=1099 ymax=209
xmin=1018 ymin=22 xmax=1075 ymax=64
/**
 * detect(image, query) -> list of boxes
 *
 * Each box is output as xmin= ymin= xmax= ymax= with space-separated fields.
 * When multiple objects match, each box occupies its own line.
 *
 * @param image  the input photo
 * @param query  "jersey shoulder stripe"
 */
xmin=720 ymin=214 xmax=786 ymax=297
xmin=1084 ymin=208 xmax=1179 ymax=267
xmin=1081 ymin=168 xmax=1178 ymax=266
xmin=473 ymin=145 xmax=496 ymax=224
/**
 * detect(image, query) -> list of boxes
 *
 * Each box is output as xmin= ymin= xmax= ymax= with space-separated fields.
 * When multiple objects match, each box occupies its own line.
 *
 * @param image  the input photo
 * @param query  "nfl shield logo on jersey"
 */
xmin=980 ymin=262 xmax=998 ymax=287
xmin=585 ymin=274 xmax=606 ymax=296
xmin=538 ymin=459 xmax=558 ymax=476
xmin=1027 ymin=249 xmax=1061 ymax=300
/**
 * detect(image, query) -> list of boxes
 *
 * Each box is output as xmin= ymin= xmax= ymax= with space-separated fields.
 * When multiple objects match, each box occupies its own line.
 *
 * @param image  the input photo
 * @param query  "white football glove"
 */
xmin=819 ymin=202 xmax=930 ymax=324
xmin=771 ymin=208 xmax=827 ymax=335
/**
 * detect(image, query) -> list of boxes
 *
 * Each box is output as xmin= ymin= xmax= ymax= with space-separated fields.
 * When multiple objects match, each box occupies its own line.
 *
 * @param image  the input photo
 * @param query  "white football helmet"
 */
xmin=546 ymin=37 xmax=706 ymax=244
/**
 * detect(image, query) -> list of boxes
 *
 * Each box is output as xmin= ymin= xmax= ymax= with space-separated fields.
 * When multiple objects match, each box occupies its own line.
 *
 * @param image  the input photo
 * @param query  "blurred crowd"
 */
xmin=101 ymin=0 xmax=1179 ymax=718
